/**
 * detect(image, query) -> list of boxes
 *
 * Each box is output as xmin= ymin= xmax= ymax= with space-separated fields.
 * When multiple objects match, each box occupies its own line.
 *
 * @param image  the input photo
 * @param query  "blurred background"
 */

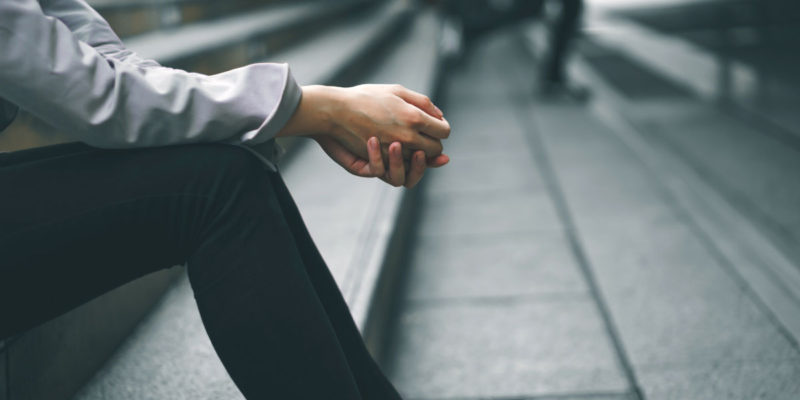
xmin=1 ymin=0 xmax=799 ymax=399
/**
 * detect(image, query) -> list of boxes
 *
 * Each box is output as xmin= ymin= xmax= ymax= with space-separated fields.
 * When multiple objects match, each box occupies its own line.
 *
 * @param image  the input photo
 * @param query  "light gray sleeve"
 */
xmin=37 ymin=0 xmax=160 ymax=68
xmin=0 ymin=0 xmax=302 ymax=149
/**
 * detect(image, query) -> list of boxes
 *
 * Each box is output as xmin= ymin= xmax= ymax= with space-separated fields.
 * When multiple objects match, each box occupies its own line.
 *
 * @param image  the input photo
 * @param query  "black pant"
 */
xmin=542 ymin=0 xmax=584 ymax=83
xmin=0 ymin=142 xmax=402 ymax=400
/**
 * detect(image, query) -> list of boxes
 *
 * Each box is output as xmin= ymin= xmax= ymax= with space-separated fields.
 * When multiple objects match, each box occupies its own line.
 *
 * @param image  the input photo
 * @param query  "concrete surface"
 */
xmin=381 ymin=26 xmax=800 ymax=400
xmin=383 ymin=33 xmax=632 ymax=400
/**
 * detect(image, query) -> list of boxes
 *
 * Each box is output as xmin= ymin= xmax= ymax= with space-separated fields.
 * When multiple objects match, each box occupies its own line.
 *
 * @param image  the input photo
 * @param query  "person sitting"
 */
xmin=0 ymin=0 xmax=450 ymax=398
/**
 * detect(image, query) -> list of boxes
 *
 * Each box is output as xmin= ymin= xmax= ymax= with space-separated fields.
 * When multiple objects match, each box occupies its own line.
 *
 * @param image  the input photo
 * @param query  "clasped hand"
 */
xmin=277 ymin=84 xmax=450 ymax=188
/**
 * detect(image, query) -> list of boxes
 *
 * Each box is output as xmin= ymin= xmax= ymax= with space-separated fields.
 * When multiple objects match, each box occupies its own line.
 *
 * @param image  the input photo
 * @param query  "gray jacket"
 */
xmin=0 ymin=0 xmax=301 ymax=162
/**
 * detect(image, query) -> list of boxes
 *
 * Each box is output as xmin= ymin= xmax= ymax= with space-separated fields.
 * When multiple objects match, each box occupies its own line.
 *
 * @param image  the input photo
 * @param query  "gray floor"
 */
xmin=381 ymin=30 xmax=800 ymax=400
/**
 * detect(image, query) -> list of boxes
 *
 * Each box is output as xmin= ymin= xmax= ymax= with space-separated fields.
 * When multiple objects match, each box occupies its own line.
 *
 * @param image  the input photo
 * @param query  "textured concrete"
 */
xmin=271 ymin=0 xmax=409 ymax=87
xmin=385 ymin=24 xmax=800 ymax=400
xmin=639 ymin=106 xmax=800 ymax=252
xmin=417 ymin=190 xmax=563 ymax=237
xmin=282 ymin=143 xmax=379 ymax=284
xmin=532 ymin=90 xmax=800 ymax=396
xmin=438 ymin=103 xmax=531 ymax=157
xmin=127 ymin=1 xmax=358 ymax=63
xmin=637 ymin=360 xmax=800 ymax=400
xmin=383 ymin=33 xmax=629 ymax=400
xmin=577 ymin=10 xmax=800 ymax=329
xmin=404 ymin=233 xmax=587 ymax=301
xmin=387 ymin=300 xmax=627 ymax=399
xmin=7 ymin=269 xmax=180 ymax=400
xmin=424 ymin=151 xmax=544 ymax=195
xmin=72 ymin=278 xmax=242 ymax=400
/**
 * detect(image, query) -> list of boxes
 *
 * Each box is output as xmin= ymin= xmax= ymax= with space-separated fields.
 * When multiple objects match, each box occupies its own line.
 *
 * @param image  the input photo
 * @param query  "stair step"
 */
xmin=89 ymin=0 xmax=295 ymax=39
xmin=127 ymin=0 xmax=372 ymax=73
xmin=1 ymin=271 xmax=183 ymax=400
xmin=264 ymin=0 xmax=409 ymax=87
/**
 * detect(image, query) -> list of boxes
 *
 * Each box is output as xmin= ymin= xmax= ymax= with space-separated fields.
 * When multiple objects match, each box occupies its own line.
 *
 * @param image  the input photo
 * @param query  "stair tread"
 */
xmin=125 ymin=0 xmax=363 ymax=64
xmin=266 ymin=0 xmax=408 ymax=86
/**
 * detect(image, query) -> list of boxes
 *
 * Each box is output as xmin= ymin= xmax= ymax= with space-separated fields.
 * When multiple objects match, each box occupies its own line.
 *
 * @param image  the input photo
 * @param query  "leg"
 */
xmin=542 ymin=0 xmax=584 ymax=84
xmin=0 ymin=142 xmax=362 ymax=399
xmin=270 ymin=172 xmax=404 ymax=400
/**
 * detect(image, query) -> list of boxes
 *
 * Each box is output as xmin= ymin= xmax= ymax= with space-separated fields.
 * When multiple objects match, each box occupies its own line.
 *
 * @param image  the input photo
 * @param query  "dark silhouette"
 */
xmin=442 ymin=0 xmax=586 ymax=98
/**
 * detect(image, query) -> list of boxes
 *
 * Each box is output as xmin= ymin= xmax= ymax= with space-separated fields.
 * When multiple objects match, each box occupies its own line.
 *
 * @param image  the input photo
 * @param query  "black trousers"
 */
xmin=0 ymin=142 xmax=402 ymax=400
xmin=542 ymin=0 xmax=584 ymax=83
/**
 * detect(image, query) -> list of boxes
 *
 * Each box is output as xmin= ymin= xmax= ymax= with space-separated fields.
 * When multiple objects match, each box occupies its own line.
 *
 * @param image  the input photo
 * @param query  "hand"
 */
xmin=278 ymin=84 xmax=451 ymax=163
xmin=331 ymin=84 xmax=451 ymax=161
xmin=381 ymin=142 xmax=450 ymax=188
xmin=314 ymin=136 xmax=449 ymax=188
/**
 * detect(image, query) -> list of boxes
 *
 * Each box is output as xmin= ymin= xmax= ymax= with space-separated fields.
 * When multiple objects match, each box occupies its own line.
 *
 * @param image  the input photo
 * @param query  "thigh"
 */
xmin=0 ymin=141 xmax=265 ymax=339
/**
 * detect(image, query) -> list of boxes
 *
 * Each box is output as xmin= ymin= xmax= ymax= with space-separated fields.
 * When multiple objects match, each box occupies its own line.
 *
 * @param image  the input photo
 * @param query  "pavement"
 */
xmin=380 ymin=25 xmax=800 ymax=400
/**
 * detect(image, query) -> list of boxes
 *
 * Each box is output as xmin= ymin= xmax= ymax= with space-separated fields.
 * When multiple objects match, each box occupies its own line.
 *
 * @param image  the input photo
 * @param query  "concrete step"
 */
xmin=126 ymin=0 xmax=373 ymax=73
xmin=0 ymin=4 xmax=442 ymax=400
xmin=583 ymin=5 xmax=800 ymax=140
xmin=547 ymin=20 xmax=800 ymax=344
xmin=89 ymin=0 xmax=308 ymax=39
xmin=523 ymin=19 xmax=800 ymax=399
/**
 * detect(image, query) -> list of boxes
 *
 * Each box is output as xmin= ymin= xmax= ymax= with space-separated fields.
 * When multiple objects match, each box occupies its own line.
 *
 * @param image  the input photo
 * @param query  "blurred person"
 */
xmin=440 ymin=0 xmax=586 ymax=98
xmin=536 ymin=0 xmax=587 ymax=99
xmin=0 ymin=0 xmax=450 ymax=399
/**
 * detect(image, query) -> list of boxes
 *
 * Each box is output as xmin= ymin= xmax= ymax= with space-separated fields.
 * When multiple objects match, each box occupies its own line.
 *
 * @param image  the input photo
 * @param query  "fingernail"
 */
xmin=434 ymin=105 xmax=443 ymax=117
xmin=369 ymin=137 xmax=378 ymax=149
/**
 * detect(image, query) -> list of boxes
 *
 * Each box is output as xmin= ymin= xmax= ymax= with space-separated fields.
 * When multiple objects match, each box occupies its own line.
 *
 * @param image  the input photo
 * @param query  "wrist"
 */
xmin=276 ymin=85 xmax=344 ymax=138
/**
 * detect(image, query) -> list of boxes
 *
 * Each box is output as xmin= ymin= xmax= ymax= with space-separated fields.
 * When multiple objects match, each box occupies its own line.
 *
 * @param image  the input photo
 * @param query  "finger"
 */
xmin=317 ymin=136 xmax=375 ymax=177
xmin=366 ymin=137 xmax=385 ymax=177
xmin=392 ymin=85 xmax=443 ymax=119
xmin=316 ymin=135 xmax=355 ymax=167
xmin=380 ymin=144 xmax=414 ymax=169
xmin=427 ymin=153 xmax=450 ymax=168
xmin=408 ymin=129 xmax=444 ymax=158
xmin=409 ymin=110 xmax=451 ymax=140
xmin=386 ymin=142 xmax=405 ymax=187
xmin=404 ymin=151 xmax=427 ymax=188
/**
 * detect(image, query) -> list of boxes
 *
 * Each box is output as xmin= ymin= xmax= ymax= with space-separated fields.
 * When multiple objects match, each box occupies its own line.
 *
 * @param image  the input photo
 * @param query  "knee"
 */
xmin=177 ymin=143 xmax=273 ymax=192
xmin=190 ymin=144 xmax=271 ymax=181
xmin=181 ymin=145 xmax=285 ymax=292
xmin=158 ymin=143 xmax=282 ymax=231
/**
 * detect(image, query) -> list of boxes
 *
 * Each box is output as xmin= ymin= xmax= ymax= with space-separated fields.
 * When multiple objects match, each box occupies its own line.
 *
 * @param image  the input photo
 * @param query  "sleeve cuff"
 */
xmin=238 ymin=64 xmax=303 ymax=146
